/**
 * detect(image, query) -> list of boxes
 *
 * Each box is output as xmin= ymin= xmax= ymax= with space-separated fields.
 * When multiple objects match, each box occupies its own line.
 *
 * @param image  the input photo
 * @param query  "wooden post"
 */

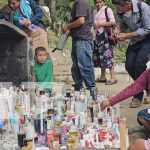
xmin=120 ymin=118 xmax=127 ymax=150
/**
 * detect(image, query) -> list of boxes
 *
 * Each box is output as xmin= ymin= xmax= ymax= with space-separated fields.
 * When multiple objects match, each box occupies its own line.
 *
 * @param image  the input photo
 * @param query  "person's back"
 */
xmin=34 ymin=46 xmax=52 ymax=94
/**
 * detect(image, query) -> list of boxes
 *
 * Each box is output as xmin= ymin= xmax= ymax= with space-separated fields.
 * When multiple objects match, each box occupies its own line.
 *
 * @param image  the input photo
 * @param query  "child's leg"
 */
xmin=137 ymin=109 xmax=150 ymax=129
xmin=138 ymin=118 xmax=150 ymax=129
xmin=128 ymin=139 xmax=145 ymax=150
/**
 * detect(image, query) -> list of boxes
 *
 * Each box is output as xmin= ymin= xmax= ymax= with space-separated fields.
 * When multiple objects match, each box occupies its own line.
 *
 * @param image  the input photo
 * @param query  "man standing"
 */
xmin=112 ymin=0 xmax=150 ymax=107
xmin=62 ymin=0 xmax=96 ymax=94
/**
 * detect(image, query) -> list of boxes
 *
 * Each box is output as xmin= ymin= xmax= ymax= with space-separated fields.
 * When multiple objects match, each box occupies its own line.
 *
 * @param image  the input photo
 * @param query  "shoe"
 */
xmin=105 ymin=79 xmax=117 ymax=85
xmin=95 ymin=78 xmax=107 ymax=83
xmin=143 ymin=97 xmax=150 ymax=104
xmin=72 ymin=84 xmax=83 ymax=91
xmin=90 ymin=87 xmax=98 ymax=101
xmin=130 ymin=98 xmax=142 ymax=108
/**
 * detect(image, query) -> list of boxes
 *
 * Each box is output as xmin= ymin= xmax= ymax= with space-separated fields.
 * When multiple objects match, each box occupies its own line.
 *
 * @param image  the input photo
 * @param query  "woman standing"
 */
xmin=93 ymin=0 xmax=117 ymax=85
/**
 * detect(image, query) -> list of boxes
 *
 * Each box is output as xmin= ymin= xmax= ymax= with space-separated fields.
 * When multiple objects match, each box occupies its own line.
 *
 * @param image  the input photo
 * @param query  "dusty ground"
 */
xmin=49 ymin=49 xmax=150 ymax=144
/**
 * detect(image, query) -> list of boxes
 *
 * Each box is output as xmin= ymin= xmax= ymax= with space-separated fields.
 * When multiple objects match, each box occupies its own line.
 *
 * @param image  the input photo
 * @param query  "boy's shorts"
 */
xmin=137 ymin=109 xmax=150 ymax=125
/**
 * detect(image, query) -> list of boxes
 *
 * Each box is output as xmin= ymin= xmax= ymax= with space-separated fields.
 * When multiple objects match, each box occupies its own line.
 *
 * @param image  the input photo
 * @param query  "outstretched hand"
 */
xmin=115 ymin=33 xmax=128 ymax=41
xmin=100 ymin=100 xmax=111 ymax=111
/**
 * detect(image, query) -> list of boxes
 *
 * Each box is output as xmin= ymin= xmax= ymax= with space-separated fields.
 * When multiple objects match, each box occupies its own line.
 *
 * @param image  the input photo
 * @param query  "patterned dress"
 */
xmin=93 ymin=6 xmax=115 ymax=69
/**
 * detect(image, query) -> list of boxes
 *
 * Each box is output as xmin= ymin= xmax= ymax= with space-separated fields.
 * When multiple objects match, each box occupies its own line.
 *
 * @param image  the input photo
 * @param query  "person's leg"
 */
xmin=125 ymin=45 xmax=143 ymax=107
xmin=109 ymin=68 xmax=116 ymax=80
xmin=71 ymin=40 xmax=83 ymax=91
xmin=76 ymin=40 xmax=95 ymax=89
xmin=138 ymin=118 xmax=150 ymax=128
xmin=137 ymin=109 xmax=150 ymax=129
xmin=100 ymin=68 xmax=106 ymax=80
xmin=128 ymin=139 xmax=145 ymax=150
xmin=125 ymin=46 xmax=137 ymax=80
xmin=134 ymin=41 xmax=150 ymax=101
xmin=104 ymin=46 xmax=117 ymax=85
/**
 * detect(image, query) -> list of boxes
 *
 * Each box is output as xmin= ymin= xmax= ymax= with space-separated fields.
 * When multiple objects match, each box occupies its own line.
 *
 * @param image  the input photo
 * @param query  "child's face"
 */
xmin=35 ymin=51 xmax=47 ymax=64
xmin=8 ymin=0 xmax=20 ymax=10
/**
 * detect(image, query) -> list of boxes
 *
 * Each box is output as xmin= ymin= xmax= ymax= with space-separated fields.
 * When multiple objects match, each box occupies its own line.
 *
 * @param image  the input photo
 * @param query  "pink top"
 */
xmin=94 ymin=6 xmax=115 ymax=33
xmin=145 ymin=139 xmax=150 ymax=150
xmin=109 ymin=69 xmax=150 ymax=106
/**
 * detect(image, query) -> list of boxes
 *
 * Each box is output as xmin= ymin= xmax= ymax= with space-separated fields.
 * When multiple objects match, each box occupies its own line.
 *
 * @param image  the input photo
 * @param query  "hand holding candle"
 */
xmin=100 ymin=100 xmax=111 ymax=111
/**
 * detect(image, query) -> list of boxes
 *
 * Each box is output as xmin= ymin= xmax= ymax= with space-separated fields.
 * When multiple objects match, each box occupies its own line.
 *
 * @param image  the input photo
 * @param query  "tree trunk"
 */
xmin=49 ymin=0 xmax=56 ymax=23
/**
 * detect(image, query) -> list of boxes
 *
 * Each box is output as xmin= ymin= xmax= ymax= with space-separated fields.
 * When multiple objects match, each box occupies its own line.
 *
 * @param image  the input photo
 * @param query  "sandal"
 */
xmin=105 ymin=79 xmax=117 ymax=85
xmin=130 ymin=98 xmax=142 ymax=108
xmin=95 ymin=78 xmax=107 ymax=83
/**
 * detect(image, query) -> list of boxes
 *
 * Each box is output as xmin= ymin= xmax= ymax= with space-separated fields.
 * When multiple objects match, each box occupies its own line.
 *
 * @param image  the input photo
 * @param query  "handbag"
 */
xmin=105 ymin=7 xmax=118 ymax=45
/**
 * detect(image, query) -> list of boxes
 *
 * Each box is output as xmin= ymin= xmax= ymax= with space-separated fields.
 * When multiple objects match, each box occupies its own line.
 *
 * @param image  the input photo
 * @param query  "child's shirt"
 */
xmin=34 ymin=60 xmax=52 ymax=91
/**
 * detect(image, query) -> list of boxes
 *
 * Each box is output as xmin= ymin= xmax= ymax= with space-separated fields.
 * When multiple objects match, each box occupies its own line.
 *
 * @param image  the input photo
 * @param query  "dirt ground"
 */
xmin=49 ymin=49 xmax=150 ymax=144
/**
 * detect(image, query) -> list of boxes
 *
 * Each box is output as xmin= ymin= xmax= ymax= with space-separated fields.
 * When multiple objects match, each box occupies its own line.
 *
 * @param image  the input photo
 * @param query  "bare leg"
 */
xmin=128 ymin=139 xmax=145 ymax=150
xmin=138 ymin=118 xmax=150 ymax=129
xmin=109 ymin=68 xmax=116 ymax=80
xmin=99 ymin=68 xmax=106 ymax=80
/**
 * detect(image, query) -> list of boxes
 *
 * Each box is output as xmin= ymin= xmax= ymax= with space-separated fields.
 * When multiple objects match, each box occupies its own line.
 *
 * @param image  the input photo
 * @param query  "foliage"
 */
xmin=0 ymin=0 xmax=7 ymax=3
xmin=55 ymin=0 xmax=72 ymax=22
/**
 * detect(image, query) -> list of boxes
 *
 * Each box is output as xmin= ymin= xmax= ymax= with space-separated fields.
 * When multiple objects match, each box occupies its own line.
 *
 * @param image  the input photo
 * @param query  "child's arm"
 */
xmin=44 ymin=61 xmax=52 ymax=82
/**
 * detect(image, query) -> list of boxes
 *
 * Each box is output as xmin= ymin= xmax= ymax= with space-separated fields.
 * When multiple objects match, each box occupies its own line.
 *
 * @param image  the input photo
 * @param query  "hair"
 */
xmin=94 ymin=0 xmax=105 ymax=3
xmin=35 ymin=46 xmax=47 ymax=55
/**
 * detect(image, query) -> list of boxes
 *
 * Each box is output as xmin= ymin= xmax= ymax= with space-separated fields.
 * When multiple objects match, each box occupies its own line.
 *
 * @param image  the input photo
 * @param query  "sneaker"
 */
xmin=90 ymin=87 xmax=98 ymax=101
xmin=143 ymin=97 xmax=150 ymax=104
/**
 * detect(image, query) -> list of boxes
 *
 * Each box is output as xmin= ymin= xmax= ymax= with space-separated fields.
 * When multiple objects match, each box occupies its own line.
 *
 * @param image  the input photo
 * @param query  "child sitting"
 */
xmin=34 ymin=46 xmax=52 ymax=95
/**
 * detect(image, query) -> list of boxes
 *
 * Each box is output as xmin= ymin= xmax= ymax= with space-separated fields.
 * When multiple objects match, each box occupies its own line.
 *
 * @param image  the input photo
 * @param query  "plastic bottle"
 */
xmin=19 ymin=17 xmax=36 ymax=32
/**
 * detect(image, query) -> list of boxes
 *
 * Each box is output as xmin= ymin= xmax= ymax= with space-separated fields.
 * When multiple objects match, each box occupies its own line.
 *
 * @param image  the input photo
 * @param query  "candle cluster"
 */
xmin=0 ymin=87 xmax=126 ymax=150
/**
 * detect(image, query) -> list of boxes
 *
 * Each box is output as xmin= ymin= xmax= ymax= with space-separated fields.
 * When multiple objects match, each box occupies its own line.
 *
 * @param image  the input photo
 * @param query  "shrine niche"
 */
xmin=0 ymin=20 xmax=33 ymax=85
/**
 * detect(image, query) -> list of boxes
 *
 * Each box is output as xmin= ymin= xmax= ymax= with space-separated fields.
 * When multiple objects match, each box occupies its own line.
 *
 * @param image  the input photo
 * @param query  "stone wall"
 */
xmin=0 ymin=20 xmax=33 ymax=86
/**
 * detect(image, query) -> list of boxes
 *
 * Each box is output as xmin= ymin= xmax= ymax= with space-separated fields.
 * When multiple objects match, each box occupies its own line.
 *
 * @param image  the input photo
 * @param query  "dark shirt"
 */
xmin=70 ymin=0 xmax=93 ymax=40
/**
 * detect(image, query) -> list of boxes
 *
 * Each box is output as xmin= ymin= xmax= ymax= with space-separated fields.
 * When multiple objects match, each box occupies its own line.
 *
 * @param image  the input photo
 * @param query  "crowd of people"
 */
xmin=0 ymin=0 xmax=150 ymax=149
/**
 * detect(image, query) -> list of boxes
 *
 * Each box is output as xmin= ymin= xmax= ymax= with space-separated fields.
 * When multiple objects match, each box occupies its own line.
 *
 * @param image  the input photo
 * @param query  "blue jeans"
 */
xmin=71 ymin=40 xmax=95 ymax=90
xmin=125 ymin=39 xmax=150 ymax=101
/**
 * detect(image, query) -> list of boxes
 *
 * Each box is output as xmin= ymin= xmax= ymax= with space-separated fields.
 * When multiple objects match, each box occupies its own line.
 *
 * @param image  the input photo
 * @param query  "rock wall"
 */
xmin=0 ymin=20 xmax=33 ymax=85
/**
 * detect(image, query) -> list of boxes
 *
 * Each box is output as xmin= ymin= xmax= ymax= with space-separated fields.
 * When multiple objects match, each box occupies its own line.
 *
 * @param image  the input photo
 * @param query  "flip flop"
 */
xmin=105 ymin=79 xmax=117 ymax=85
xmin=95 ymin=78 xmax=107 ymax=83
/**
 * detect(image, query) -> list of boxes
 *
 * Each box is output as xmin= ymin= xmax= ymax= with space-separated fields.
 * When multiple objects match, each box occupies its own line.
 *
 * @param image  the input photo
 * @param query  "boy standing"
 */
xmin=34 ymin=46 xmax=52 ymax=94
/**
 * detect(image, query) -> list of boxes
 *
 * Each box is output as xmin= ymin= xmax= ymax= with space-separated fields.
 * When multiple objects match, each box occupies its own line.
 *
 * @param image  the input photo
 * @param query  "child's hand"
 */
xmin=100 ymin=100 xmax=111 ymax=111
xmin=23 ymin=19 xmax=31 ymax=27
